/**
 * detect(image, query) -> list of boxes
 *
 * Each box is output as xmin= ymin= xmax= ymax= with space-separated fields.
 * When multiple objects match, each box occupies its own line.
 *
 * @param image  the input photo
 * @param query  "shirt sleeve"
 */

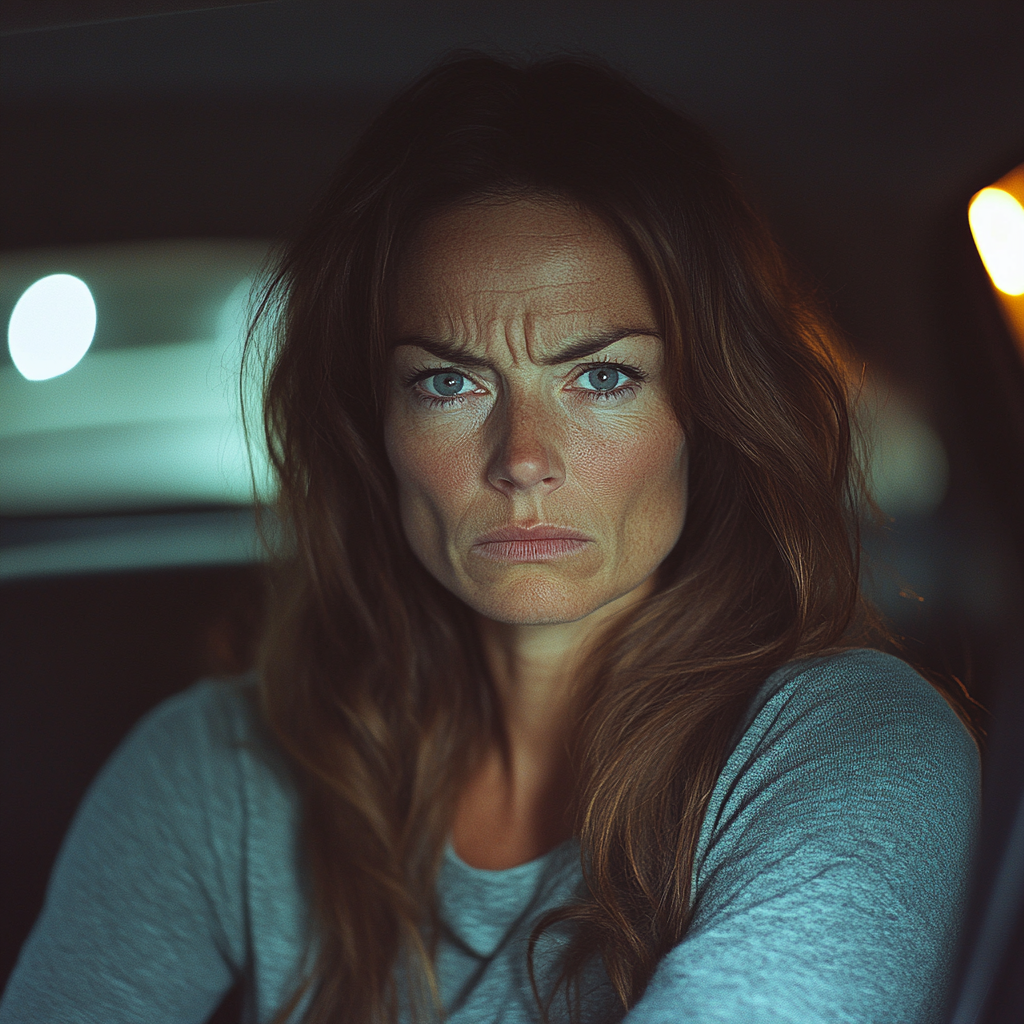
xmin=0 ymin=681 xmax=256 ymax=1024
xmin=623 ymin=650 xmax=980 ymax=1024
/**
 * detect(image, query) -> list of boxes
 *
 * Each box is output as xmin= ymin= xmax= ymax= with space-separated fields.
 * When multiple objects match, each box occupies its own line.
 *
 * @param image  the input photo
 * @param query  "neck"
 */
xmin=475 ymin=578 xmax=654 ymax=761
xmin=451 ymin=580 xmax=653 ymax=868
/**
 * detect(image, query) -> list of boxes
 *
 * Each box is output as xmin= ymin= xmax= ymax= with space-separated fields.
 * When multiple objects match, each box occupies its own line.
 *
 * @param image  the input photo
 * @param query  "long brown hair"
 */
xmin=253 ymin=53 xmax=893 ymax=1022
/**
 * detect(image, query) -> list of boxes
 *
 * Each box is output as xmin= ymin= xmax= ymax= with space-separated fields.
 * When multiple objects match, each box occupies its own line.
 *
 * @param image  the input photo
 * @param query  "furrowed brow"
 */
xmin=540 ymin=327 xmax=662 ymax=365
xmin=390 ymin=327 xmax=661 ymax=369
xmin=390 ymin=335 xmax=493 ymax=370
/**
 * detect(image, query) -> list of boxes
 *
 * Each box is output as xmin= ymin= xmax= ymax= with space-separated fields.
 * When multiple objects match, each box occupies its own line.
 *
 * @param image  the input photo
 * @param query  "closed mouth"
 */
xmin=471 ymin=525 xmax=593 ymax=562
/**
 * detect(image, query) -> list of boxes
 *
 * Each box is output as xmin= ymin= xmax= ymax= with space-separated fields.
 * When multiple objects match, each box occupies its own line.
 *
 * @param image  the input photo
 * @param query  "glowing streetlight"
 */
xmin=7 ymin=274 xmax=97 ymax=381
xmin=968 ymin=187 xmax=1024 ymax=296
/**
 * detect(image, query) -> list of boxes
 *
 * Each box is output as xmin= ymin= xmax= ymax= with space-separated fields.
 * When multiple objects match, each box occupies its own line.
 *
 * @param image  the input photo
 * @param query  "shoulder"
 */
xmin=732 ymin=648 xmax=976 ymax=770
xmin=70 ymin=674 xmax=295 ymax=861
xmin=675 ymin=650 xmax=981 ymax=1020
xmin=126 ymin=673 xmax=263 ymax=749
xmin=0 ymin=678 xmax=300 ymax=1024
xmin=696 ymin=648 xmax=981 ymax=893
xmin=111 ymin=674 xmax=284 ymax=782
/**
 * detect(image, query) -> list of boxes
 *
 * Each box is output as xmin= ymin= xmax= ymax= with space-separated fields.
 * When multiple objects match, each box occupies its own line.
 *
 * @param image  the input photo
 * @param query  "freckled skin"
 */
xmin=384 ymin=199 xmax=688 ymax=627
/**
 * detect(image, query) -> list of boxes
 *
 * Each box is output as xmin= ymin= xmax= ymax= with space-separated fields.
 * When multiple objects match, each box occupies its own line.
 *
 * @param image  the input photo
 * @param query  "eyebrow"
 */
xmin=391 ymin=327 xmax=662 ymax=368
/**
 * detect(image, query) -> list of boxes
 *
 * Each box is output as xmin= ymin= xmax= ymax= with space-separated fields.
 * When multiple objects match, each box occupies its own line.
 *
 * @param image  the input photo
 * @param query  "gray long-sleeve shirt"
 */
xmin=1 ymin=649 xmax=979 ymax=1023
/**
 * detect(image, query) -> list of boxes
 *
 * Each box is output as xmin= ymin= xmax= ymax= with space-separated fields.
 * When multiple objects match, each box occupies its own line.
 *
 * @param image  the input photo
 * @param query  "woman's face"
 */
xmin=385 ymin=198 xmax=688 ymax=626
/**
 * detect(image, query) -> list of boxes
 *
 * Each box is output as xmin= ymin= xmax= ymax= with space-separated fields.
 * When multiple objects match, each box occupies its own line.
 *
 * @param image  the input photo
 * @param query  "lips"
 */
xmin=471 ymin=524 xmax=593 ymax=562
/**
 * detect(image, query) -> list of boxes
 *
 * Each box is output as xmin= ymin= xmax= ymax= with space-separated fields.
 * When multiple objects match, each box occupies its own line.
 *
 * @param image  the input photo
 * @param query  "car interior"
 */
xmin=1 ymin=3 xmax=1022 ymax=1021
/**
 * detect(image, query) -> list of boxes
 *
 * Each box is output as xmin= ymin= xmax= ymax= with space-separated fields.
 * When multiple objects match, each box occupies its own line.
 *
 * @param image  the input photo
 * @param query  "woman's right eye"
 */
xmin=422 ymin=371 xmax=473 ymax=398
xmin=405 ymin=368 xmax=484 ymax=406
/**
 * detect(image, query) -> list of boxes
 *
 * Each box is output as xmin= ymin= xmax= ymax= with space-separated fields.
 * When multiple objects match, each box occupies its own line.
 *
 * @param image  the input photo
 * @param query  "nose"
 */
xmin=485 ymin=391 xmax=566 ymax=498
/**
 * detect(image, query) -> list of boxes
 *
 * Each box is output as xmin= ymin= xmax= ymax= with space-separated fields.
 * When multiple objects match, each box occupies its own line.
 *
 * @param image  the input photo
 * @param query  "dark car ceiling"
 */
xmin=1 ymin=0 xmax=1023 ymax=388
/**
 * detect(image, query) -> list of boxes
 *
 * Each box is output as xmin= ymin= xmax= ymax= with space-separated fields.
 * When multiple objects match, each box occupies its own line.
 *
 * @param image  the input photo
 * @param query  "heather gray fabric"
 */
xmin=1 ymin=650 xmax=979 ymax=1023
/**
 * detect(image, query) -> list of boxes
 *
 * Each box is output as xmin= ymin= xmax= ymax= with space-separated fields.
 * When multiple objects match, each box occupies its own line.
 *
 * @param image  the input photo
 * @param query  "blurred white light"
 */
xmin=968 ymin=187 xmax=1024 ymax=296
xmin=7 ymin=274 xmax=97 ymax=380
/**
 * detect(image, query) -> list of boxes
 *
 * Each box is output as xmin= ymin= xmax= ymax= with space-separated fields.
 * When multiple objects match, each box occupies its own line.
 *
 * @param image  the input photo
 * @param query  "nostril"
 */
xmin=487 ymin=452 xmax=565 ymax=494
xmin=486 ymin=407 xmax=566 ymax=493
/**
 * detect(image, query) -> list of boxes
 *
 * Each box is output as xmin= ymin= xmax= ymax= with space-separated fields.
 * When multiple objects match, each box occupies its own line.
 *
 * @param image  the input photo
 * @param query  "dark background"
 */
xmin=2 ymin=2 xmax=1023 ymax=1018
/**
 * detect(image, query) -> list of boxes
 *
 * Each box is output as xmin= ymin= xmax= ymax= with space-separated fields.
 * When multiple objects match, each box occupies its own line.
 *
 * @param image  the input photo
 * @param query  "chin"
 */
xmin=461 ymin=575 xmax=623 ymax=626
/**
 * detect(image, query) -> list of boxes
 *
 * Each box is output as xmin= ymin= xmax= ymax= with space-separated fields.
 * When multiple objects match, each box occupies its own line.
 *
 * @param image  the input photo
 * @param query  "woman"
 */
xmin=2 ymin=54 xmax=978 ymax=1024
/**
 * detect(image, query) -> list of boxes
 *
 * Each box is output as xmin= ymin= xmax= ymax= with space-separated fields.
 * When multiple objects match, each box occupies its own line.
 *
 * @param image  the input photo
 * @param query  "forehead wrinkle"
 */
xmin=462 ymin=287 xmax=643 ymax=367
xmin=469 ymin=278 xmax=603 ymax=297
xmin=448 ymin=237 xmax=610 ymax=292
xmin=453 ymin=223 xmax=600 ymax=253
xmin=393 ymin=202 xmax=660 ymax=369
xmin=395 ymin=265 xmax=660 ymax=347
xmin=501 ymin=319 xmax=529 ymax=367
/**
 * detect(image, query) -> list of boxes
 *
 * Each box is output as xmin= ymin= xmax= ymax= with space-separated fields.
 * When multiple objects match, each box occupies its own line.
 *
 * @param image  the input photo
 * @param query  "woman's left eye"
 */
xmin=580 ymin=367 xmax=626 ymax=392
xmin=573 ymin=363 xmax=643 ymax=398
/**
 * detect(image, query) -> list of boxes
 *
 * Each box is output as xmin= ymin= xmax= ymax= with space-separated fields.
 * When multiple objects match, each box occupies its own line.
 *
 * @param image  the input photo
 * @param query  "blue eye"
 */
xmin=583 ymin=367 xmax=624 ymax=391
xmin=425 ymin=371 xmax=470 ymax=397
xmin=572 ymin=362 xmax=646 ymax=400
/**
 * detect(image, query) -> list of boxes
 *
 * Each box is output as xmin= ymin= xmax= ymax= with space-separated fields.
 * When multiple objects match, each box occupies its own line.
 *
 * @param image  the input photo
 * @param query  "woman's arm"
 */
xmin=625 ymin=650 xmax=980 ymax=1024
xmin=0 ymin=682 xmax=257 ymax=1024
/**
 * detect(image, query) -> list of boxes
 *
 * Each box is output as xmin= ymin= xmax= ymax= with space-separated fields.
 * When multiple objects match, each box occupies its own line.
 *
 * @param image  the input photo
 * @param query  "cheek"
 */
xmin=384 ymin=414 xmax=480 ymax=523
xmin=571 ymin=415 xmax=687 ymax=513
